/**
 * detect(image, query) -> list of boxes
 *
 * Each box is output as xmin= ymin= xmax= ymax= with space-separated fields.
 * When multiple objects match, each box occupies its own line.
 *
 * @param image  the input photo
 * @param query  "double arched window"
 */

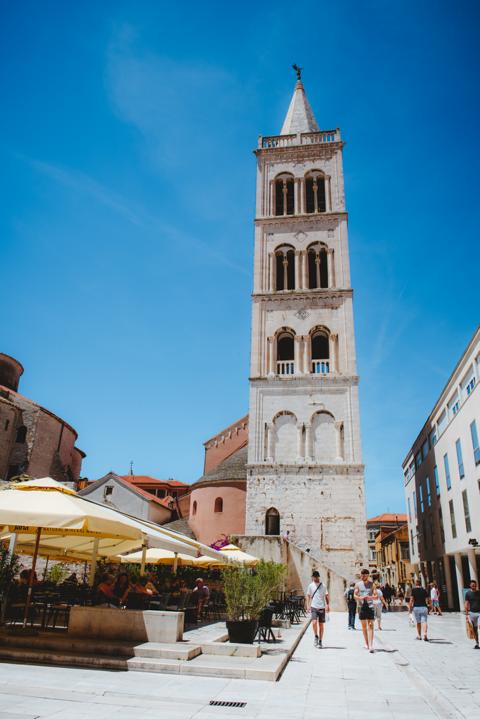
xmin=276 ymin=329 xmax=295 ymax=375
xmin=275 ymin=245 xmax=295 ymax=291
xmin=274 ymin=173 xmax=295 ymax=216
xmin=305 ymin=170 xmax=326 ymax=214
xmin=307 ymin=243 xmax=328 ymax=289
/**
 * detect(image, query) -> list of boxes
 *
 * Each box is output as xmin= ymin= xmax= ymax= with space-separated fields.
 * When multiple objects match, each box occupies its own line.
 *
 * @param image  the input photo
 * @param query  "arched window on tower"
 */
xmin=275 ymin=245 xmax=295 ymax=291
xmin=307 ymin=243 xmax=328 ymax=289
xmin=265 ymin=507 xmax=280 ymax=535
xmin=311 ymin=328 xmax=330 ymax=375
xmin=214 ymin=497 xmax=223 ymax=513
xmin=192 ymin=500 xmax=197 ymax=516
xmin=305 ymin=171 xmax=326 ymax=214
xmin=276 ymin=330 xmax=295 ymax=375
xmin=274 ymin=174 xmax=294 ymax=216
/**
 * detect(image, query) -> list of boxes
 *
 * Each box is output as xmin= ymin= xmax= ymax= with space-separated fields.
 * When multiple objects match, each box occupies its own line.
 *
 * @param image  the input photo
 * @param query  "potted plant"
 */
xmin=0 ymin=546 xmax=21 ymax=624
xmin=222 ymin=561 xmax=286 ymax=644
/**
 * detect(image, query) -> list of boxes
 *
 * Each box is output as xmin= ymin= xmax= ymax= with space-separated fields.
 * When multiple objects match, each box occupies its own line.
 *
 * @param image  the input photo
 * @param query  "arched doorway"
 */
xmin=265 ymin=507 xmax=280 ymax=535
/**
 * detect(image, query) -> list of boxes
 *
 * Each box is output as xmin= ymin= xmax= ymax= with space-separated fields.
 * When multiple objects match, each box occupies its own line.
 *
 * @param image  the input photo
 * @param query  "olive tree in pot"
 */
xmin=222 ymin=561 xmax=286 ymax=644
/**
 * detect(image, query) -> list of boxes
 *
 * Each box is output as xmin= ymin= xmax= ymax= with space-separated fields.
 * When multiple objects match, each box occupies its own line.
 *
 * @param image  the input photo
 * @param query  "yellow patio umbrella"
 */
xmin=120 ymin=547 xmax=196 ymax=569
xmin=0 ymin=478 xmax=210 ymax=625
xmin=187 ymin=544 xmax=259 ymax=569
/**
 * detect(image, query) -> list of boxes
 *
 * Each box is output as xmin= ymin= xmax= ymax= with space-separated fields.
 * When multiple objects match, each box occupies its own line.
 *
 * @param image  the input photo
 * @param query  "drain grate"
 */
xmin=209 ymin=700 xmax=247 ymax=708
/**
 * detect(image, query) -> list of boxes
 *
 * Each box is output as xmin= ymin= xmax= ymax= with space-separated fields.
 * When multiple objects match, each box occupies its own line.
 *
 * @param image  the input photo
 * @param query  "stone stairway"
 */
xmin=0 ymin=630 xmax=132 ymax=670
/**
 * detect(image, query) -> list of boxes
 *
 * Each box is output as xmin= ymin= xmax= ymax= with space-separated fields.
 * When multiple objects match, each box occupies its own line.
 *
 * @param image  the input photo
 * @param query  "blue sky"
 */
xmin=1 ymin=1 xmax=479 ymax=516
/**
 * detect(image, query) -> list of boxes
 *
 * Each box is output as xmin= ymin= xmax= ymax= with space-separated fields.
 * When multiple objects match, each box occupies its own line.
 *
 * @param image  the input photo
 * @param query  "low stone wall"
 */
xmin=235 ymin=535 xmax=348 ymax=611
xmin=68 ymin=607 xmax=184 ymax=643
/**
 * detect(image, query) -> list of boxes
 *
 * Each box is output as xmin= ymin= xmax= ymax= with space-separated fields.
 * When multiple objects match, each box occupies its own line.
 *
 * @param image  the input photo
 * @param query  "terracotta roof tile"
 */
xmin=367 ymin=513 xmax=407 ymax=524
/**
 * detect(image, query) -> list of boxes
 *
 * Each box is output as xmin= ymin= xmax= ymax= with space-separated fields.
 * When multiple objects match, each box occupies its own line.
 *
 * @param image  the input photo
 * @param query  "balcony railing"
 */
xmin=277 ymin=360 xmax=295 ymax=375
xmin=259 ymin=129 xmax=340 ymax=149
xmin=311 ymin=360 xmax=330 ymax=375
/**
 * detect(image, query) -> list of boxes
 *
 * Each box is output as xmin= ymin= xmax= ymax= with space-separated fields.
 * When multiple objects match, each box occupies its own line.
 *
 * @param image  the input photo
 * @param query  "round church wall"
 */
xmin=188 ymin=482 xmax=246 ymax=547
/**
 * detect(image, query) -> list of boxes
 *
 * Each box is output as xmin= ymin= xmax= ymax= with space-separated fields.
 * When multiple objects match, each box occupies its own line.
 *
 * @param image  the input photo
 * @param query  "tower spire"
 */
xmin=280 ymin=66 xmax=319 ymax=135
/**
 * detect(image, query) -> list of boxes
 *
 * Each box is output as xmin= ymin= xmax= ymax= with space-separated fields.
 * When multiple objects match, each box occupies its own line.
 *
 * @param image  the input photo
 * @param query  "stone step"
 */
xmin=0 ymin=646 xmax=127 ymax=670
xmin=133 ymin=642 xmax=201 ymax=660
xmin=0 ymin=632 xmax=134 ymax=658
xmin=127 ymin=655 xmax=183 ymax=674
xmin=201 ymin=641 xmax=261 ymax=657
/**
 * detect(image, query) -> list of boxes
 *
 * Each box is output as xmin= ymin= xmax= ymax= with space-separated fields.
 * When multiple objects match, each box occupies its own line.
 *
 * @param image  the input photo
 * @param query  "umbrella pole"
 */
xmin=23 ymin=527 xmax=41 ymax=628
xmin=8 ymin=532 xmax=17 ymax=556
xmin=140 ymin=544 xmax=147 ymax=577
xmin=42 ymin=556 xmax=50 ymax=581
xmin=89 ymin=538 xmax=99 ymax=587
xmin=173 ymin=553 xmax=178 ymax=575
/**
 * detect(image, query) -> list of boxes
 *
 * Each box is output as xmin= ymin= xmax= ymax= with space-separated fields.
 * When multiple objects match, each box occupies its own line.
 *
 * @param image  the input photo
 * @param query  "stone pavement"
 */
xmin=0 ymin=611 xmax=478 ymax=718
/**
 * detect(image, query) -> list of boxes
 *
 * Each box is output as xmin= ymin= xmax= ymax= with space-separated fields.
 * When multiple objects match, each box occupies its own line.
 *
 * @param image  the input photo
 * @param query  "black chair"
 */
xmin=126 ymin=592 xmax=150 ymax=610
xmin=255 ymin=607 xmax=276 ymax=643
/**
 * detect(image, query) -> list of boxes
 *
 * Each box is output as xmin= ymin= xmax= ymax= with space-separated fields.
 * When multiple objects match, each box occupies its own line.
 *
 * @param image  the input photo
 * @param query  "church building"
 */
xmin=188 ymin=73 xmax=367 ymax=578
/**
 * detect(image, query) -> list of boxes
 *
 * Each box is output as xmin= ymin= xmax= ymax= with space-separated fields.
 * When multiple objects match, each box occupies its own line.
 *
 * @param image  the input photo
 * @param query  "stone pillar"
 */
xmin=443 ymin=555 xmax=454 ymax=610
xmin=302 ymin=251 xmax=308 ymax=289
xmin=267 ymin=337 xmax=275 ymax=376
xmin=296 ymin=423 xmax=304 ymax=461
xmin=294 ymin=250 xmax=301 ymax=290
xmin=294 ymin=179 xmax=300 ymax=215
xmin=269 ymin=253 xmax=275 ymax=292
xmin=467 ymin=548 xmax=479 ymax=583
xmin=305 ymin=424 xmax=313 ymax=462
xmin=327 ymin=248 xmax=335 ymax=288
xmin=329 ymin=333 xmax=338 ymax=374
xmin=267 ymin=424 xmax=274 ymax=463
xmin=269 ymin=181 xmax=274 ymax=216
xmin=335 ymin=421 xmax=344 ymax=461
xmin=294 ymin=335 xmax=302 ymax=375
xmin=326 ymin=176 xmax=332 ymax=212
xmin=304 ymin=334 xmax=312 ymax=375
xmin=315 ymin=253 xmax=321 ymax=288
xmin=283 ymin=255 xmax=288 ymax=289
xmin=454 ymin=553 xmax=465 ymax=610
xmin=299 ymin=179 xmax=305 ymax=214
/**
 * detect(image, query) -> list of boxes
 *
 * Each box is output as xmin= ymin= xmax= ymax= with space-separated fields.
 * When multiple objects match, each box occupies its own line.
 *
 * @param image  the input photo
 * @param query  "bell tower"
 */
xmin=245 ymin=71 xmax=367 ymax=577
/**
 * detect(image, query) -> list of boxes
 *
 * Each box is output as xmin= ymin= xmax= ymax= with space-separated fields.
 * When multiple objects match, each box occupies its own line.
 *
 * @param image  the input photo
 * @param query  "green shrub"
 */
xmin=0 ymin=546 xmax=21 ymax=596
xmin=221 ymin=561 xmax=286 ymax=621
xmin=46 ymin=563 xmax=69 ymax=585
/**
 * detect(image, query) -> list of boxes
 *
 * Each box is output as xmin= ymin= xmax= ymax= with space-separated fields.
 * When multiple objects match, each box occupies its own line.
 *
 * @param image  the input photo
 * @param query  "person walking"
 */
xmin=465 ymin=579 xmax=480 ymax=649
xmin=354 ymin=568 xmax=377 ymax=653
xmin=430 ymin=582 xmax=442 ymax=616
xmin=373 ymin=581 xmax=387 ymax=630
xmin=409 ymin=579 xmax=430 ymax=641
xmin=344 ymin=582 xmax=357 ymax=630
xmin=306 ymin=570 xmax=329 ymax=648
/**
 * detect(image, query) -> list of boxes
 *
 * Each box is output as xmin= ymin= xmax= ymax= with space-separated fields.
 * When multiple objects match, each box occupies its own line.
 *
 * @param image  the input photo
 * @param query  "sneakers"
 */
xmin=314 ymin=636 xmax=319 ymax=647
xmin=318 ymin=639 xmax=322 ymax=649
xmin=474 ymin=644 xmax=479 ymax=650
xmin=423 ymin=636 xmax=429 ymax=642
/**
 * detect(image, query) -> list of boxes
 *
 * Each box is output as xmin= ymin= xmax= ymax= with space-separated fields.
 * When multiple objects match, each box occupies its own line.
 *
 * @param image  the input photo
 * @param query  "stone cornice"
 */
xmin=254 ymin=142 xmax=345 ymax=162
xmin=255 ymin=212 xmax=347 ymax=228
xmin=249 ymin=374 xmax=360 ymax=387
xmin=252 ymin=289 xmax=353 ymax=305
xmin=247 ymin=462 xmax=364 ymax=476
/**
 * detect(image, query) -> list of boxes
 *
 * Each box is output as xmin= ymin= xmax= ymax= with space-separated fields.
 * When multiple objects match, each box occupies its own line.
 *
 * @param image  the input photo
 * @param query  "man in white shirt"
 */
xmin=430 ymin=582 xmax=442 ymax=616
xmin=306 ymin=570 xmax=329 ymax=648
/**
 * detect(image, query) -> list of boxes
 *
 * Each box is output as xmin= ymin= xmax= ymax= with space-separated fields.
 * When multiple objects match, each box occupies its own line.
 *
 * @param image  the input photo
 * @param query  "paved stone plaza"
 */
xmin=0 ymin=612 xmax=478 ymax=719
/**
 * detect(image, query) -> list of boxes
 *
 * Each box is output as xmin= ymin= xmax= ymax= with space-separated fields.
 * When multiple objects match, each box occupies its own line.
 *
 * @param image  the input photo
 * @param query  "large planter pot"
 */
xmin=226 ymin=619 xmax=258 ymax=644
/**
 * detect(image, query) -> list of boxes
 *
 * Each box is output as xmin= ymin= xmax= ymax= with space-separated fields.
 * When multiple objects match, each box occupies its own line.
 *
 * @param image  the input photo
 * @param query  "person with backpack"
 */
xmin=345 ymin=582 xmax=357 ymax=630
xmin=306 ymin=570 xmax=329 ymax=648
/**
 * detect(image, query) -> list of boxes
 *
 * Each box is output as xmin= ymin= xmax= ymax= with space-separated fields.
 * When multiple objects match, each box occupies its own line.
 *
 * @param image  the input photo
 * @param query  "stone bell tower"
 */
xmin=245 ymin=71 xmax=367 ymax=577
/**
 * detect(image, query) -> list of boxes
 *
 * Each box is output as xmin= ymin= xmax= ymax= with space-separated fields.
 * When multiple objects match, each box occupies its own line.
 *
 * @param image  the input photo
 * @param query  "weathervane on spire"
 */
xmin=292 ymin=64 xmax=303 ymax=81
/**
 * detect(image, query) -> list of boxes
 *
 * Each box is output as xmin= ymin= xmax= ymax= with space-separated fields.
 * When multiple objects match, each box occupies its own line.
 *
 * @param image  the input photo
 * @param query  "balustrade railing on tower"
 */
xmin=311 ymin=360 xmax=330 ymax=375
xmin=277 ymin=360 xmax=295 ymax=376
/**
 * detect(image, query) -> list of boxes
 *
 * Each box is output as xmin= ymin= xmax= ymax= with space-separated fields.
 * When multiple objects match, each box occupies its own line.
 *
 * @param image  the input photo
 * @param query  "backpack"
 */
xmin=347 ymin=588 xmax=355 ymax=603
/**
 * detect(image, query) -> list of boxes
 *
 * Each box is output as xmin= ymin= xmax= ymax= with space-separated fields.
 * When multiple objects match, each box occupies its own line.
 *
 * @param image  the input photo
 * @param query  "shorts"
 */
xmin=311 ymin=608 xmax=326 ymax=622
xmin=374 ymin=604 xmax=382 ymax=620
xmin=468 ymin=611 xmax=480 ymax=627
xmin=413 ymin=607 xmax=428 ymax=624
xmin=359 ymin=604 xmax=375 ymax=621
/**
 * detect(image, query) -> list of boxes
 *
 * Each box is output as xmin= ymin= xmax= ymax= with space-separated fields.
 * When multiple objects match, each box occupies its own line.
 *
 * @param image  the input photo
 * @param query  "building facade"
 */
xmin=366 ymin=513 xmax=407 ymax=572
xmin=245 ymin=75 xmax=368 ymax=577
xmin=373 ymin=524 xmax=414 ymax=589
xmin=0 ymin=353 xmax=85 ymax=483
xmin=403 ymin=327 xmax=480 ymax=610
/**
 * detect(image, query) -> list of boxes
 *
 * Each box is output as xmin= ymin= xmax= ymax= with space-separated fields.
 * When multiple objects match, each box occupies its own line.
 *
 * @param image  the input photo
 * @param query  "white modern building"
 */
xmin=403 ymin=327 xmax=480 ymax=609
xmin=245 ymin=72 xmax=368 ymax=578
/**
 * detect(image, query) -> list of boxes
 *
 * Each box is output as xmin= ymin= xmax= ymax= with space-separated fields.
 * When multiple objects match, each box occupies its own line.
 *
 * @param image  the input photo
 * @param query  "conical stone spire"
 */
xmin=280 ymin=78 xmax=319 ymax=135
